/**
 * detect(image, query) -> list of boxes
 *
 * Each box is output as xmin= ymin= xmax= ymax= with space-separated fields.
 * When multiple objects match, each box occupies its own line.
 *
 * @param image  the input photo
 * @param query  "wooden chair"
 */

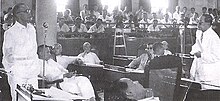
xmin=146 ymin=55 xmax=182 ymax=101
xmin=0 ymin=68 xmax=12 ymax=101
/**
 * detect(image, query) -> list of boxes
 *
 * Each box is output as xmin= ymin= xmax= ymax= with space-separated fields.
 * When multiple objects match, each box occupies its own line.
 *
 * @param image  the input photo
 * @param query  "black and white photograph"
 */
xmin=1 ymin=0 xmax=220 ymax=101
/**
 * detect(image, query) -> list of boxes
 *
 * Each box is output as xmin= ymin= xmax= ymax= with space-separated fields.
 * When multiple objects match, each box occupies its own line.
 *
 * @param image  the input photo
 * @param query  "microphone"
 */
xmin=42 ymin=22 xmax=49 ymax=34
xmin=42 ymin=22 xmax=49 ymax=28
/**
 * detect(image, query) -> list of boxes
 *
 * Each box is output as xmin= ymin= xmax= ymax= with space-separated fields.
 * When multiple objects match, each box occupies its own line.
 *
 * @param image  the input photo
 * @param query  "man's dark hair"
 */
xmin=202 ymin=7 xmax=207 ymax=10
xmin=202 ymin=14 xmax=213 ymax=25
xmin=191 ymin=7 xmax=195 ymax=10
xmin=153 ymin=19 xmax=158 ymax=22
xmin=83 ymin=4 xmax=88 ymax=7
xmin=96 ymin=18 xmax=102 ymax=22
xmin=12 ymin=3 xmax=26 ymax=20
xmin=106 ymin=79 xmax=136 ymax=101
xmin=208 ymin=8 xmax=213 ymax=12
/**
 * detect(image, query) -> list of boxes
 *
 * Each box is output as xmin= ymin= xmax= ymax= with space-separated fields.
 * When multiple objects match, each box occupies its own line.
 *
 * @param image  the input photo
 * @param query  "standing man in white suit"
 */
xmin=2 ymin=3 xmax=40 ymax=101
xmin=190 ymin=14 xmax=220 ymax=90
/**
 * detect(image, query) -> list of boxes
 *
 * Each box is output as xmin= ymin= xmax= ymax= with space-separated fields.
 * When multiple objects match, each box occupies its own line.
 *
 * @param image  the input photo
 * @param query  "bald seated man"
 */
xmin=52 ymin=43 xmax=83 ymax=69
xmin=161 ymin=41 xmax=172 ymax=55
xmin=109 ymin=78 xmax=148 ymax=101
xmin=78 ymin=42 xmax=101 ymax=64
xmin=37 ymin=45 xmax=96 ymax=101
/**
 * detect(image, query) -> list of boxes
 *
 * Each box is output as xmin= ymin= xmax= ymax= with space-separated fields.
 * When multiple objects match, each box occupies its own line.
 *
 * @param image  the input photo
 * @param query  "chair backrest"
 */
xmin=148 ymin=55 xmax=182 ymax=101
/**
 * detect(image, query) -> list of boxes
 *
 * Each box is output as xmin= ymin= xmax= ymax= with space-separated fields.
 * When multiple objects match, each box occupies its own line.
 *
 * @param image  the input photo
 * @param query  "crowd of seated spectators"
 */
xmin=2 ymin=5 xmax=220 ymax=36
xmin=54 ymin=5 xmax=220 ymax=37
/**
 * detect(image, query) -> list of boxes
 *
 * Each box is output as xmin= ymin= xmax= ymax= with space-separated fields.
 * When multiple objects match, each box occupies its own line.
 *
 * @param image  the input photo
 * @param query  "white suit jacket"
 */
xmin=190 ymin=28 xmax=220 ymax=89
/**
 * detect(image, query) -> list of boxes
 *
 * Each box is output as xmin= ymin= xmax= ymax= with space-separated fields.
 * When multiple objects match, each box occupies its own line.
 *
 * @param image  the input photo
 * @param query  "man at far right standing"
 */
xmin=190 ymin=14 xmax=220 ymax=90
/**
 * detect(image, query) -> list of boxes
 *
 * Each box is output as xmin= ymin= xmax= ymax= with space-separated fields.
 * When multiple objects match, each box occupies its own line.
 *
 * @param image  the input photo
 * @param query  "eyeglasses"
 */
xmin=147 ymin=47 xmax=153 ymax=49
xmin=16 ymin=9 xmax=31 ymax=14
xmin=198 ymin=21 xmax=204 ymax=25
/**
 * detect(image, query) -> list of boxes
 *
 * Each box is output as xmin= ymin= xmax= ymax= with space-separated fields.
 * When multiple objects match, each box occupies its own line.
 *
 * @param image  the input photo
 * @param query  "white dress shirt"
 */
xmin=57 ymin=23 xmax=70 ymax=32
xmin=128 ymin=53 xmax=150 ymax=70
xmin=173 ymin=11 xmax=181 ymax=20
xmin=147 ymin=24 xmax=161 ymax=32
xmin=80 ymin=10 xmax=89 ymax=21
xmin=190 ymin=28 xmax=220 ymax=90
xmin=87 ymin=24 xmax=105 ymax=33
xmin=71 ymin=23 xmax=87 ymax=32
xmin=39 ymin=59 xmax=95 ymax=98
xmin=139 ymin=19 xmax=149 ymax=28
xmin=98 ymin=15 xmax=111 ymax=22
xmin=78 ymin=52 xmax=101 ymax=64
xmin=2 ymin=21 xmax=39 ymax=76
xmin=2 ymin=21 xmax=40 ymax=101
xmin=56 ymin=55 xmax=79 ymax=69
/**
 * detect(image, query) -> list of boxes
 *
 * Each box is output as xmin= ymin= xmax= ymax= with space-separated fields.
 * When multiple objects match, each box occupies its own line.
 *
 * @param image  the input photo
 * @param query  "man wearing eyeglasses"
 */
xmin=190 ymin=14 xmax=220 ymax=90
xmin=2 ymin=3 xmax=40 ymax=101
xmin=127 ymin=43 xmax=153 ymax=70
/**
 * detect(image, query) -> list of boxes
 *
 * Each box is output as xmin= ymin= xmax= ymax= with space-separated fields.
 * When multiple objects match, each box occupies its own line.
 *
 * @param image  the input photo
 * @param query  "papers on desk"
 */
xmin=84 ymin=63 xmax=104 ymax=68
xmin=126 ymin=68 xmax=144 ymax=73
xmin=138 ymin=97 xmax=160 ymax=101
xmin=33 ymin=87 xmax=86 ymax=100
xmin=181 ymin=78 xmax=200 ymax=84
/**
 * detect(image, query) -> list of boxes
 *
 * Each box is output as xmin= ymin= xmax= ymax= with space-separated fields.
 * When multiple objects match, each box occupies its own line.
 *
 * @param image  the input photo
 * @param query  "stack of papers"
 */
xmin=138 ymin=97 xmax=160 ymax=101
xmin=84 ymin=63 xmax=104 ymax=68
xmin=126 ymin=68 xmax=144 ymax=73
xmin=42 ymin=87 xmax=86 ymax=100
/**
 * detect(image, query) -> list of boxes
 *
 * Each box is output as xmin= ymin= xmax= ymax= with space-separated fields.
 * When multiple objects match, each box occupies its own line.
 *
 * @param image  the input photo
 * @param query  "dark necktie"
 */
xmin=201 ymin=32 xmax=204 ymax=43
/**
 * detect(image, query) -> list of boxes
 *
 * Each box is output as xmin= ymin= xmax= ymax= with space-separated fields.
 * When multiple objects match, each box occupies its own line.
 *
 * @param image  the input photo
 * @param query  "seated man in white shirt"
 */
xmin=78 ymin=42 xmax=101 ymax=64
xmin=152 ymin=42 xmax=165 ymax=58
xmin=87 ymin=18 xmax=105 ymax=33
xmin=147 ymin=19 xmax=161 ymax=32
xmin=161 ymin=41 xmax=172 ymax=55
xmin=37 ymin=45 xmax=96 ymax=101
xmin=71 ymin=17 xmax=88 ymax=33
xmin=57 ymin=17 xmax=70 ymax=32
xmin=139 ymin=12 xmax=149 ymax=29
xmin=57 ymin=17 xmax=70 ymax=37
xmin=127 ymin=43 xmax=153 ymax=70
xmin=124 ymin=14 xmax=135 ymax=30
xmin=160 ymin=13 xmax=172 ymax=28
xmin=52 ymin=43 xmax=82 ymax=69
xmin=98 ymin=9 xmax=111 ymax=23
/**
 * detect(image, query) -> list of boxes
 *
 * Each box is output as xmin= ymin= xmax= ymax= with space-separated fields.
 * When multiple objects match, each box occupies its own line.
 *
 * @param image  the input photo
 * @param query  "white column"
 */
xmin=132 ymin=0 xmax=139 ymax=13
xmin=36 ymin=0 xmax=57 ymax=46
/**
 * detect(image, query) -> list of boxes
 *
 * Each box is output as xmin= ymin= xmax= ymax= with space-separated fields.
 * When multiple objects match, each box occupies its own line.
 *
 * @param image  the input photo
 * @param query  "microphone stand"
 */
xmin=42 ymin=25 xmax=48 ymax=88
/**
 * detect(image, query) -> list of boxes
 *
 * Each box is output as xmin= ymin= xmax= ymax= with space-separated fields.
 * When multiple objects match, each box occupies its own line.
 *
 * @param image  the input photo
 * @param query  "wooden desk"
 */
xmin=16 ymin=85 xmax=86 ymax=101
xmin=103 ymin=65 xmax=145 ymax=86
xmin=58 ymin=36 xmax=177 ymax=64
xmin=67 ymin=64 xmax=145 ymax=87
